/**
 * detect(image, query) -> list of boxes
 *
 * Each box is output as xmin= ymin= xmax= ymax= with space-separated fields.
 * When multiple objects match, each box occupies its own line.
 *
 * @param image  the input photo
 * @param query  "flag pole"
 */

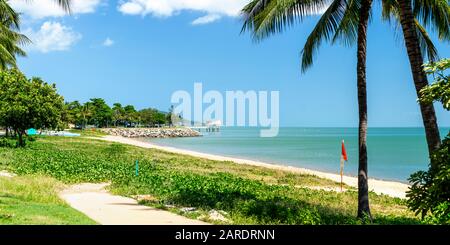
xmin=340 ymin=156 xmax=343 ymax=192
xmin=340 ymin=139 xmax=347 ymax=192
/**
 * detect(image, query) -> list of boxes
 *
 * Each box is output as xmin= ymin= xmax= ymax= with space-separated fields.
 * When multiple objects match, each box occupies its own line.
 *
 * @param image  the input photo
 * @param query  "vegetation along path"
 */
xmin=60 ymin=183 xmax=208 ymax=225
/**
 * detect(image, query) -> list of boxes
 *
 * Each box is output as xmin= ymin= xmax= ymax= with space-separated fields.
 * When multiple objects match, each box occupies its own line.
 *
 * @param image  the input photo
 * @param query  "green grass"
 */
xmin=0 ymin=175 xmax=96 ymax=224
xmin=0 ymin=136 xmax=421 ymax=224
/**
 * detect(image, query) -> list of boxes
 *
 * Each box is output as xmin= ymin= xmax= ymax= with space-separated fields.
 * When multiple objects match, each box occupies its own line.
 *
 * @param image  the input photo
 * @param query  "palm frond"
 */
xmin=23 ymin=0 xmax=72 ymax=13
xmin=414 ymin=19 xmax=439 ymax=62
xmin=241 ymin=0 xmax=331 ymax=41
xmin=332 ymin=0 xmax=361 ymax=46
xmin=412 ymin=0 xmax=450 ymax=40
xmin=300 ymin=0 xmax=348 ymax=72
xmin=382 ymin=0 xmax=440 ymax=62
xmin=0 ymin=0 xmax=20 ymax=29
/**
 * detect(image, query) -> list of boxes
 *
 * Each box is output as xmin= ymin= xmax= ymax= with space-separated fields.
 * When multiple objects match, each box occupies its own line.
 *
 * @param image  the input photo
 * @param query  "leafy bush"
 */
xmin=408 ymin=58 xmax=450 ymax=224
xmin=407 ymin=133 xmax=450 ymax=224
xmin=0 ymin=137 xmax=16 ymax=148
xmin=423 ymin=202 xmax=450 ymax=225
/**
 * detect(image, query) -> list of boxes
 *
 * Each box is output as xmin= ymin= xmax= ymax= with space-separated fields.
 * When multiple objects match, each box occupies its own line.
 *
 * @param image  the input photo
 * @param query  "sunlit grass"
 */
xmin=0 ymin=175 xmax=96 ymax=224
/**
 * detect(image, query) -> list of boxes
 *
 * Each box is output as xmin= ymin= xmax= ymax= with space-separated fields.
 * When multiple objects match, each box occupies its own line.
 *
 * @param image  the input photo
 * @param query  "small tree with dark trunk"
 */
xmin=0 ymin=69 xmax=64 ymax=146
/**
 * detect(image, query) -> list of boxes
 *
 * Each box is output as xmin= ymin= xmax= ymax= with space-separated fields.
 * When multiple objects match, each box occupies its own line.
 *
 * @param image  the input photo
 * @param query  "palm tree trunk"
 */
xmin=397 ymin=0 xmax=441 ymax=171
xmin=357 ymin=0 xmax=372 ymax=220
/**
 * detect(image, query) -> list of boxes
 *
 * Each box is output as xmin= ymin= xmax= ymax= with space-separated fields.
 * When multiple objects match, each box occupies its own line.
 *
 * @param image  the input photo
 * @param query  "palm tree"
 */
xmin=241 ymin=0 xmax=441 ymax=219
xmin=355 ymin=0 xmax=373 ymax=219
xmin=80 ymin=103 xmax=92 ymax=130
xmin=0 ymin=0 xmax=29 ymax=69
xmin=0 ymin=0 xmax=71 ymax=69
xmin=393 ymin=0 xmax=449 ymax=170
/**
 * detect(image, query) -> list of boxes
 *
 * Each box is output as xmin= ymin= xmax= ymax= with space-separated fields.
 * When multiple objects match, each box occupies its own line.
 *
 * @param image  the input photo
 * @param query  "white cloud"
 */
xmin=9 ymin=0 xmax=102 ymax=19
xmin=118 ymin=0 xmax=248 ymax=23
xmin=102 ymin=37 xmax=114 ymax=47
xmin=191 ymin=14 xmax=221 ymax=25
xmin=24 ymin=21 xmax=82 ymax=53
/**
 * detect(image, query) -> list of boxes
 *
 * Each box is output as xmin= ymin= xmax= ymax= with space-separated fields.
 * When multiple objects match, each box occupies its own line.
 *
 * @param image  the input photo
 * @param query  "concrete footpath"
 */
xmin=60 ymin=183 xmax=208 ymax=225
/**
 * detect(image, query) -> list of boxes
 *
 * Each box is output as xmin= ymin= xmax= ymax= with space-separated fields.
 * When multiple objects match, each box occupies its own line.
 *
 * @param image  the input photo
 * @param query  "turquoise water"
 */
xmin=145 ymin=127 xmax=450 ymax=182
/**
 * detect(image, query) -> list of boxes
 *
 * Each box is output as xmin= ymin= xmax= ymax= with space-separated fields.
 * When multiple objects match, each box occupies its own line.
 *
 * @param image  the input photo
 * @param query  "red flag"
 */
xmin=341 ymin=140 xmax=348 ymax=161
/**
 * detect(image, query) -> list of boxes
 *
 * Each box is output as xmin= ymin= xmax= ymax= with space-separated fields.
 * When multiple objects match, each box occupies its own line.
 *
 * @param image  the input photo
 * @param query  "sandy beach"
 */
xmin=97 ymin=135 xmax=410 ymax=199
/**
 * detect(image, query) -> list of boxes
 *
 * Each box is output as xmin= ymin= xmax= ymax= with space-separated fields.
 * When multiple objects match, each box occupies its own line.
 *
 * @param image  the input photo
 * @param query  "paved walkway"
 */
xmin=60 ymin=183 xmax=208 ymax=225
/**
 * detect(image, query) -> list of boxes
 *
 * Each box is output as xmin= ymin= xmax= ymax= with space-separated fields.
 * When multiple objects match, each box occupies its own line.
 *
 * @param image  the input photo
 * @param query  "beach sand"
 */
xmin=97 ymin=135 xmax=410 ymax=199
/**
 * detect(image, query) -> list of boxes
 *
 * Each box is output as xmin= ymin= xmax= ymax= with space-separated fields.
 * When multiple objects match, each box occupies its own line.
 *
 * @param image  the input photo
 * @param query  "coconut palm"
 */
xmin=389 ymin=0 xmax=449 ymax=171
xmin=0 ymin=0 xmax=28 ymax=69
xmin=0 ymin=0 xmax=71 ymax=69
xmin=241 ymin=0 xmax=442 ymax=219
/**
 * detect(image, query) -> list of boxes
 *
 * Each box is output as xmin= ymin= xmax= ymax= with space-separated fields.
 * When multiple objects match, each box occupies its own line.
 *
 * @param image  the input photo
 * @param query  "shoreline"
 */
xmin=94 ymin=135 xmax=410 ymax=199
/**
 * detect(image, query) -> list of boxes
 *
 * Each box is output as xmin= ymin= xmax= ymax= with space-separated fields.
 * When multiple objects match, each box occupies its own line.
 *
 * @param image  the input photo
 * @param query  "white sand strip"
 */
xmin=94 ymin=135 xmax=410 ymax=199
xmin=60 ymin=183 xmax=208 ymax=225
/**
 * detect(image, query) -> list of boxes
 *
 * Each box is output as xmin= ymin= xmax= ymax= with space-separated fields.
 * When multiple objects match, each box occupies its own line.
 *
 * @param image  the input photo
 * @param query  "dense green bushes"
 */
xmin=407 ymin=134 xmax=450 ymax=224
xmin=407 ymin=59 xmax=450 ymax=224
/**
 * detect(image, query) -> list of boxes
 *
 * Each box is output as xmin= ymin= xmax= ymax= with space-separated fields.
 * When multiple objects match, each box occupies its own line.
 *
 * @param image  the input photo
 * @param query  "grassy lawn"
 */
xmin=0 ymin=136 xmax=421 ymax=224
xmin=0 ymin=175 xmax=96 ymax=224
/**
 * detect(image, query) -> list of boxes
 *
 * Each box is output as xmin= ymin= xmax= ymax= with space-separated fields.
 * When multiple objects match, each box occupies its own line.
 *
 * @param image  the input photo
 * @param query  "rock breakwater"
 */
xmin=100 ymin=128 xmax=200 ymax=138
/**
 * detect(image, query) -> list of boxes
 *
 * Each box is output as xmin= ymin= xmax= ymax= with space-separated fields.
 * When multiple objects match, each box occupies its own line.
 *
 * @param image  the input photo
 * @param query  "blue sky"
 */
xmin=11 ymin=0 xmax=450 ymax=127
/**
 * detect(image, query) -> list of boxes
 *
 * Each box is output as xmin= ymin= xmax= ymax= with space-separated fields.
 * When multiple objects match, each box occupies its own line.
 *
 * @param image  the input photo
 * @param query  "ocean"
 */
xmin=144 ymin=127 xmax=450 ymax=183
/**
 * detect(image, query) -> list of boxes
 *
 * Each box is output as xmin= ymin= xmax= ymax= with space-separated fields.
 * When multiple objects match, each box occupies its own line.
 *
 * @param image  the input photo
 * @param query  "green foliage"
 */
xmin=407 ymin=133 xmax=450 ymax=224
xmin=407 ymin=58 xmax=450 ymax=224
xmin=88 ymin=98 xmax=112 ymax=128
xmin=0 ymin=0 xmax=71 ymax=69
xmin=0 ymin=0 xmax=30 ymax=69
xmin=420 ymin=58 xmax=450 ymax=110
xmin=63 ymin=99 xmax=169 ymax=128
xmin=0 ymin=137 xmax=419 ymax=224
xmin=0 ymin=137 xmax=16 ymax=148
xmin=0 ymin=69 xmax=64 ymax=146
xmin=423 ymin=202 xmax=450 ymax=225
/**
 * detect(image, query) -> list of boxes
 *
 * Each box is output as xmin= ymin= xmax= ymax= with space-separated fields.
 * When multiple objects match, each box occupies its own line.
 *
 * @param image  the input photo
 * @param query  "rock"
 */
xmin=134 ymin=195 xmax=158 ymax=203
xmin=0 ymin=170 xmax=16 ymax=178
xmin=99 ymin=127 xmax=200 ymax=138
xmin=180 ymin=207 xmax=197 ymax=213
xmin=208 ymin=210 xmax=229 ymax=222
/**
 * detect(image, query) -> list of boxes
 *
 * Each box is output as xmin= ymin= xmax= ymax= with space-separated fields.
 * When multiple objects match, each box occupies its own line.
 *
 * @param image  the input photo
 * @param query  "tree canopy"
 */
xmin=63 ymin=100 xmax=170 ymax=128
xmin=0 ymin=69 xmax=64 ymax=146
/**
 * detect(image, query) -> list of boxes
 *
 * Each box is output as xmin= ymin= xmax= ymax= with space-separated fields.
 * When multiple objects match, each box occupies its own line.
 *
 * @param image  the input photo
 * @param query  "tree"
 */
xmin=166 ymin=105 xmax=174 ymax=126
xmin=79 ymin=102 xmax=92 ymax=129
xmin=64 ymin=101 xmax=82 ymax=125
xmin=0 ymin=69 xmax=64 ymax=146
xmin=124 ymin=105 xmax=138 ymax=127
xmin=407 ymin=58 xmax=450 ymax=224
xmin=394 ymin=0 xmax=449 ymax=168
xmin=0 ymin=0 xmax=30 ymax=69
xmin=112 ymin=103 xmax=125 ymax=127
xmin=241 ymin=0 xmax=442 ymax=219
xmin=241 ymin=0 xmax=373 ymax=219
xmin=420 ymin=58 xmax=450 ymax=110
xmin=138 ymin=108 xmax=167 ymax=127
xmin=88 ymin=98 xmax=112 ymax=128
xmin=0 ymin=0 xmax=71 ymax=69
xmin=355 ymin=0 xmax=373 ymax=219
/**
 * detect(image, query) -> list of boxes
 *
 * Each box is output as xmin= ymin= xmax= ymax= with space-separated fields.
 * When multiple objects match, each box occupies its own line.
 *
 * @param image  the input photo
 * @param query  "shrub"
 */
xmin=407 ymin=133 xmax=450 ymax=224
xmin=0 ymin=137 xmax=16 ymax=148
xmin=423 ymin=202 xmax=450 ymax=225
